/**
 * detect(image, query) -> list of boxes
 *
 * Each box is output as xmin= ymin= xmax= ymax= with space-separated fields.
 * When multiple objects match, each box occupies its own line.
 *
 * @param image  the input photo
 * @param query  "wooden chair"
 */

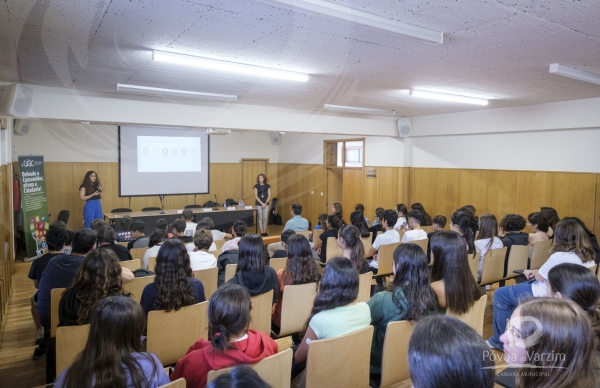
xmin=269 ymin=257 xmax=287 ymax=273
xmin=467 ymin=253 xmax=478 ymax=280
xmin=120 ymin=259 xmax=140 ymax=271
xmin=447 ymin=294 xmax=488 ymax=337
xmin=130 ymin=247 xmax=146 ymax=260
xmin=590 ymin=264 xmax=598 ymax=274
xmin=193 ymin=267 xmax=218 ymax=300
xmin=312 ymin=229 xmax=324 ymax=242
xmin=56 ymin=324 xmax=90 ymax=376
xmin=375 ymin=243 xmax=401 ymax=278
xmin=147 ymin=256 xmax=157 ymax=271
xmin=325 ymin=237 xmax=343 ymax=262
xmin=530 ymin=239 xmax=552 ymax=270
xmin=147 ymin=302 xmax=209 ymax=366
xmin=275 ymin=282 xmax=318 ymax=337
xmin=249 ymin=290 xmax=274 ymax=334
xmin=208 ymin=249 xmax=222 ymax=259
xmin=206 ymin=348 xmax=293 ymax=388
xmin=122 ymin=275 xmax=156 ymax=303
xmin=421 ymin=225 xmax=434 ymax=234
xmin=304 ymin=326 xmax=374 ymax=388
xmin=274 ymin=336 xmax=293 ymax=351
xmin=406 ymin=238 xmax=428 ymax=253
xmin=214 ymin=239 xmax=226 ymax=250
xmin=224 ymin=264 xmax=237 ymax=283
xmin=51 ymin=288 xmax=66 ymax=337
xmin=380 ymin=321 xmax=416 ymax=388
xmin=479 ymin=247 xmax=508 ymax=286
xmin=117 ymin=241 xmax=129 ymax=247
xmin=357 ymin=271 xmax=373 ymax=303
xmin=504 ymin=245 xmax=530 ymax=280
xmin=297 ymin=230 xmax=312 ymax=239
xmin=360 ymin=233 xmax=373 ymax=258
xmin=159 ymin=378 xmax=186 ymax=388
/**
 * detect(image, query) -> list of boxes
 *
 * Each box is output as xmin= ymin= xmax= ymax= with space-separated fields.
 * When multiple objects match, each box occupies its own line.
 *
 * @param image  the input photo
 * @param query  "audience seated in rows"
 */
xmin=143 ymin=230 xmax=167 ymax=270
xmin=350 ymin=210 xmax=371 ymax=239
xmin=410 ymin=203 xmax=433 ymax=226
xmin=449 ymin=211 xmax=476 ymax=254
xmin=458 ymin=204 xmax=479 ymax=235
xmin=313 ymin=215 xmax=342 ymax=263
xmin=96 ymin=225 xmax=133 ymax=262
xmin=400 ymin=210 xmax=427 ymax=243
xmin=313 ymin=213 xmax=327 ymax=230
xmin=355 ymin=203 xmax=369 ymax=225
xmin=526 ymin=212 xmax=550 ymax=246
xmin=337 ymin=225 xmax=369 ymax=274
xmin=368 ymin=210 xmax=399 ymax=275
xmin=155 ymin=218 xmax=168 ymax=233
xmin=330 ymin=202 xmax=345 ymax=224
xmin=271 ymin=229 xmax=295 ymax=259
xmin=185 ymin=223 xmax=217 ymax=253
xmin=188 ymin=229 xmax=218 ymax=271
xmin=499 ymin=214 xmax=529 ymax=258
xmin=170 ymin=219 xmax=193 ymax=243
xmin=474 ymin=213 xmax=504 ymax=281
xmin=127 ymin=220 xmax=149 ymax=250
xmin=283 ymin=203 xmax=309 ymax=232
xmin=222 ymin=220 xmax=247 ymax=251
xmin=203 ymin=217 xmax=232 ymax=241
xmin=393 ymin=204 xmax=408 ymax=231
xmin=426 ymin=215 xmax=446 ymax=258
xmin=540 ymin=206 xmax=560 ymax=238
xmin=182 ymin=209 xmax=197 ymax=237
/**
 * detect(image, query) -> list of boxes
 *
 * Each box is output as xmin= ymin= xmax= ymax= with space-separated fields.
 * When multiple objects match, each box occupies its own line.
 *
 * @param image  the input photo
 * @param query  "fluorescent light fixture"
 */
xmin=116 ymin=83 xmax=238 ymax=101
xmin=153 ymin=50 xmax=308 ymax=82
xmin=257 ymin=0 xmax=443 ymax=44
xmin=409 ymin=89 xmax=488 ymax=106
xmin=324 ymin=104 xmax=396 ymax=116
xmin=549 ymin=64 xmax=600 ymax=86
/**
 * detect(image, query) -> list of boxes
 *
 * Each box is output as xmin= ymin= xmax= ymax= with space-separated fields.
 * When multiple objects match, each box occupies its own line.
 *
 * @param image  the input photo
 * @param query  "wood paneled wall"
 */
xmin=0 ymin=164 xmax=15 ymax=327
xmin=276 ymin=164 xmax=326 ymax=227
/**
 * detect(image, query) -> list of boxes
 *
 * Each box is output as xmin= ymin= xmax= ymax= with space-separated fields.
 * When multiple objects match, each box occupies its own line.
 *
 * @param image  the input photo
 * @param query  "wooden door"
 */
xmin=241 ymin=159 xmax=268 ymax=207
xmin=326 ymin=168 xmax=343 ymax=215
xmin=343 ymin=169 xmax=364 ymax=219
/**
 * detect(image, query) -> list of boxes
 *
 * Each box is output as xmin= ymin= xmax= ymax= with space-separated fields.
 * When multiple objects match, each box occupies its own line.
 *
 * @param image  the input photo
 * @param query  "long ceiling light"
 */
xmin=116 ymin=84 xmax=238 ymax=101
xmin=256 ymin=0 xmax=443 ymax=44
xmin=549 ymin=64 xmax=600 ymax=86
xmin=409 ymin=89 xmax=488 ymax=106
xmin=324 ymin=104 xmax=396 ymax=116
xmin=152 ymin=50 xmax=309 ymax=82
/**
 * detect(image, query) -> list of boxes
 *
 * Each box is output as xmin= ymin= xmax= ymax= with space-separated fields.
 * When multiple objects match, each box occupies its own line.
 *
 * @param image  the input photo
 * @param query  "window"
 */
xmin=324 ymin=139 xmax=364 ymax=168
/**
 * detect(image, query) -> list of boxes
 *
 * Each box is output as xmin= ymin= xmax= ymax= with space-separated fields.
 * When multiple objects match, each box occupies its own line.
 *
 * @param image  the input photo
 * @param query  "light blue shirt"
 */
xmin=284 ymin=215 xmax=309 ymax=232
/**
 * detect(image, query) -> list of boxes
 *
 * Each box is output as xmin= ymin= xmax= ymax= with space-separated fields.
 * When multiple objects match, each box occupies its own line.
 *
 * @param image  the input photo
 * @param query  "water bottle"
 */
xmin=239 ymin=198 xmax=244 ymax=207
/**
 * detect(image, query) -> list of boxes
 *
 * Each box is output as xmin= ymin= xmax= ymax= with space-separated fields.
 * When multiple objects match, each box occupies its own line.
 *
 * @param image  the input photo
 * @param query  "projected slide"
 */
xmin=137 ymin=136 xmax=202 ymax=172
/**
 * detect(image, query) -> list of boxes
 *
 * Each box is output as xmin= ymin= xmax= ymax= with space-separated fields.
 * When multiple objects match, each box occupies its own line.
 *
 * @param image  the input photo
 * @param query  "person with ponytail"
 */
xmin=338 ymin=225 xmax=369 ymax=273
xmin=170 ymin=283 xmax=278 ymax=387
xmin=450 ymin=211 xmax=476 ymax=254
xmin=350 ymin=210 xmax=371 ymax=238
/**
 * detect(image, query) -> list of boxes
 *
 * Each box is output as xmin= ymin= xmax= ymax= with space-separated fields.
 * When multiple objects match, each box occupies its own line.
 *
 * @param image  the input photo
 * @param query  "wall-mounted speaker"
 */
xmin=270 ymin=132 xmax=281 ymax=145
xmin=14 ymin=119 xmax=31 ymax=136
xmin=397 ymin=117 xmax=412 ymax=138
xmin=0 ymin=84 xmax=34 ymax=118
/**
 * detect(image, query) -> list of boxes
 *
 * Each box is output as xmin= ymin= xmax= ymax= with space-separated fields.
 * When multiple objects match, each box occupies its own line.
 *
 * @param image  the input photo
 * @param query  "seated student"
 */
xmin=563 ymin=217 xmax=600 ymax=264
xmin=368 ymin=244 xmax=438 ymax=374
xmin=370 ymin=207 xmax=384 ymax=227
xmin=59 ymin=249 xmax=130 ymax=326
xmin=203 ymin=217 xmax=233 ymax=241
xmin=430 ymin=231 xmax=481 ymax=313
xmin=62 ymin=229 xmax=74 ymax=255
xmin=540 ymin=206 xmax=560 ymax=238
xmin=96 ymin=225 xmax=133 ymax=262
xmin=499 ymin=214 xmax=529 ymax=257
xmin=313 ymin=215 xmax=342 ymax=263
xmin=350 ymin=210 xmax=371 ymax=239
xmin=526 ymin=211 xmax=550 ymax=246
xmin=355 ymin=203 xmax=369 ymax=225
xmin=182 ymin=209 xmax=197 ymax=237
xmin=222 ymin=220 xmax=247 ymax=251
xmin=208 ymin=366 xmax=271 ymax=388
xmin=188 ymin=229 xmax=218 ymax=271
xmin=54 ymin=296 xmax=169 ymax=388
xmin=226 ymin=234 xmax=279 ymax=304
xmin=91 ymin=218 xmax=109 ymax=232
xmin=170 ymin=219 xmax=193 ymax=243
xmin=369 ymin=208 xmax=385 ymax=244
xmin=127 ymin=220 xmax=149 ymax=250
xmin=140 ymin=239 xmax=206 ymax=315
xmin=143 ymin=230 xmax=167 ymax=270
xmin=474 ymin=213 xmax=504 ymax=280
xmin=283 ymin=203 xmax=309 ymax=232
xmin=426 ymin=215 xmax=446 ymax=259
xmin=169 ymin=283 xmax=278 ymax=387
xmin=487 ymin=219 xmax=596 ymax=351
xmin=409 ymin=315 xmax=495 ymax=388
xmin=271 ymin=229 xmax=296 ymax=258
xmin=330 ymin=202 xmax=345 ymax=223
xmin=185 ymin=223 xmax=217 ymax=253
xmin=410 ymin=203 xmax=433 ymax=227
xmin=367 ymin=210 xmax=400 ymax=275
xmin=459 ymin=204 xmax=479 ymax=235
xmin=501 ymin=298 xmax=595 ymax=388
xmin=272 ymin=234 xmax=321 ymax=329
xmin=400 ymin=210 xmax=428 ymax=243
xmin=314 ymin=213 xmax=328 ymax=230
xmin=450 ymin=211 xmax=476 ymax=254
xmin=338 ymin=225 xmax=369 ymax=274
xmin=393 ymin=204 xmax=408 ymax=231
xmin=155 ymin=218 xmax=168 ymax=233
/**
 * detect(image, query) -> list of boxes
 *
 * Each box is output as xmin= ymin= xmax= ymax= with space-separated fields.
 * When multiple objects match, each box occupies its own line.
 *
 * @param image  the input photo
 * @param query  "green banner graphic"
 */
xmin=18 ymin=155 xmax=50 ymax=258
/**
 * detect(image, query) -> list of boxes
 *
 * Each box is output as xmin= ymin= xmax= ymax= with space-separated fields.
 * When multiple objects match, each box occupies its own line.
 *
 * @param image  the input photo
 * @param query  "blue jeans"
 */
xmin=488 ymin=280 xmax=535 ymax=350
xmin=83 ymin=200 xmax=103 ymax=228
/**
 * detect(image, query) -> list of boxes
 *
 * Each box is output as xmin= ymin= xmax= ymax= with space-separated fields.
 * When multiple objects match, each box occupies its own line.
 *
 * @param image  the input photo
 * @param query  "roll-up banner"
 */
xmin=18 ymin=156 xmax=49 ymax=258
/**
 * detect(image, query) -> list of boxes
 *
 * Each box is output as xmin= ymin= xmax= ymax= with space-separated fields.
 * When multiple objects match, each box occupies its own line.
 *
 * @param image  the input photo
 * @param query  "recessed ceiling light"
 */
xmin=116 ymin=84 xmax=238 ymax=102
xmin=324 ymin=104 xmax=396 ymax=116
xmin=152 ymin=50 xmax=309 ymax=82
xmin=549 ymin=64 xmax=600 ymax=86
xmin=409 ymin=89 xmax=488 ymax=106
xmin=257 ymin=0 xmax=443 ymax=44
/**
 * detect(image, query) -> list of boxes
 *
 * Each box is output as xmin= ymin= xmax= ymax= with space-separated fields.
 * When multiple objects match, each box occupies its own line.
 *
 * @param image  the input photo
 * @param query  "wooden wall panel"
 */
xmin=377 ymin=167 xmax=398 ymax=210
xmin=435 ymin=169 xmax=461 ymax=219
xmin=45 ymin=163 xmax=75 ymax=230
xmin=486 ymin=171 xmax=518 ymax=217
xmin=553 ymin=172 xmax=596 ymax=228
xmin=396 ymin=167 xmax=409 ymax=206
xmin=594 ymin=175 xmax=600 ymax=238
xmin=459 ymin=170 xmax=488 ymax=216
xmin=97 ymin=163 xmax=129 ymax=212
xmin=363 ymin=168 xmax=379 ymax=223
xmin=326 ymin=168 xmax=343 ymax=213
xmin=408 ymin=168 xmax=437 ymax=216
xmin=516 ymin=171 xmax=554 ymax=218
xmin=304 ymin=164 xmax=326 ymax=225
xmin=342 ymin=169 xmax=363 ymax=220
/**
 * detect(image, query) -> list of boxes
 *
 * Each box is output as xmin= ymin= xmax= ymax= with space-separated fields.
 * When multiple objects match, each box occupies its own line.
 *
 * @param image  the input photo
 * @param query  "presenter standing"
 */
xmin=79 ymin=171 xmax=103 ymax=228
xmin=254 ymin=174 xmax=271 ymax=236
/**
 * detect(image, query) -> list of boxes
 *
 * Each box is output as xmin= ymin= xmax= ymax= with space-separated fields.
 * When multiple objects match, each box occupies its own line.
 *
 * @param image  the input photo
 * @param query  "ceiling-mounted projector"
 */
xmin=205 ymin=128 xmax=231 ymax=135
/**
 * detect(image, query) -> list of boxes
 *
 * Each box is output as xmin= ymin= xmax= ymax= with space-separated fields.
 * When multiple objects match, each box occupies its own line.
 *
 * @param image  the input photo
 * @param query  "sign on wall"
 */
xmin=18 ymin=155 xmax=49 ymax=258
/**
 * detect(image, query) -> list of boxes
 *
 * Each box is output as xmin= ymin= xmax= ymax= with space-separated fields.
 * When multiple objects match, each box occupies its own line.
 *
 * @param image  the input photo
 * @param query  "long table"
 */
xmin=103 ymin=207 xmax=257 ymax=233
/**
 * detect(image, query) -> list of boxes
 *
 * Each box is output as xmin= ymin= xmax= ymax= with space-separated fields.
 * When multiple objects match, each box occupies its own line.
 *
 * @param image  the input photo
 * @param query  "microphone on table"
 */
xmin=213 ymin=194 xmax=220 ymax=211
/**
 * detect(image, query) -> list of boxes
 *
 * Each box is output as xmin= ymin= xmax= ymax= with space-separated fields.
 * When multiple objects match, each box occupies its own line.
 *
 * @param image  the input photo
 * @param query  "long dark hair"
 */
xmin=147 ymin=230 xmax=167 ymax=248
xmin=81 ymin=170 xmax=101 ymax=196
xmin=327 ymin=214 xmax=342 ymax=231
xmin=431 ymin=231 xmax=480 ymax=314
xmin=283 ymin=235 xmax=321 ymax=286
xmin=208 ymin=283 xmax=251 ymax=352
xmin=411 ymin=203 xmax=432 ymax=226
xmin=304 ymin=257 xmax=359 ymax=332
xmin=153 ymin=239 xmax=196 ymax=312
xmin=528 ymin=212 xmax=549 ymax=233
xmin=350 ymin=211 xmax=371 ymax=238
xmin=338 ymin=225 xmax=367 ymax=273
xmin=332 ymin=203 xmax=343 ymax=219
xmin=62 ymin=296 xmax=156 ymax=388
xmin=475 ymin=213 xmax=499 ymax=252
xmin=551 ymin=219 xmax=595 ymax=263
xmin=237 ymin=234 xmax=266 ymax=274
xmin=67 ymin=249 xmax=129 ymax=324
xmin=451 ymin=211 xmax=475 ymax=254
xmin=540 ymin=207 xmax=560 ymax=229
xmin=390 ymin=244 xmax=438 ymax=320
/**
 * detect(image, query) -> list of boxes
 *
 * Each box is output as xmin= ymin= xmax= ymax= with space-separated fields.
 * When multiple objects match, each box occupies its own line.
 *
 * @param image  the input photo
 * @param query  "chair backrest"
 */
xmin=224 ymin=264 xmax=237 ymax=283
xmin=130 ymin=247 xmax=146 ymax=260
xmin=446 ymin=294 xmax=488 ymax=337
xmin=147 ymin=256 xmax=157 ymax=272
xmin=377 ymin=243 xmax=400 ymax=276
xmin=184 ymin=204 xmax=203 ymax=209
xmin=504 ymin=245 xmax=530 ymax=280
xmin=120 ymin=259 xmax=141 ymax=271
xmin=480 ymin=247 xmax=508 ymax=286
xmin=269 ymin=258 xmax=287 ymax=273
xmin=142 ymin=207 xmax=161 ymax=212
xmin=357 ymin=271 xmax=373 ymax=303
xmin=122 ymin=275 xmax=156 ymax=303
xmin=530 ymin=239 xmax=553 ymax=270
xmin=57 ymin=210 xmax=70 ymax=224
xmin=312 ymin=229 xmax=324 ymax=242
xmin=56 ymin=324 xmax=90 ymax=376
xmin=193 ymin=267 xmax=218 ymax=300
xmin=278 ymin=283 xmax=318 ymax=337
xmin=51 ymin=288 xmax=66 ymax=337
xmin=296 ymin=230 xmax=312 ymax=238
xmin=249 ymin=290 xmax=274 ymax=334
xmin=111 ymin=208 xmax=132 ymax=213
xmin=215 ymin=239 xmax=226 ymax=250
xmin=159 ymin=378 xmax=186 ymax=388
xmin=467 ymin=253 xmax=477 ymax=280
xmin=380 ymin=321 xmax=416 ymax=387
xmin=117 ymin=241 xmax=129 ymax=247
xmin=325 ymin=237 xmax=343 ymax=262
xmin=360 ymin=233 xmax=372 ymax=258
xmin=406 ymin=238 xmax=428 ymax=253
xmin=421 ymin=225 xmax=434 ymax=234
xmin=305 ymin=326 xmax=374 ymax=388
xmin=147 ymin=302 xmax=209 ymax=366
xmin=206 ymin=348 xmax=293 ymax=388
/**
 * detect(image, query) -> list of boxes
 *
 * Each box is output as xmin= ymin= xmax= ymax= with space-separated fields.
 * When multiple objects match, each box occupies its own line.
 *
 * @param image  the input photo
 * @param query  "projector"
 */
xmin=205 ymin=128 xmax=231 ymax=135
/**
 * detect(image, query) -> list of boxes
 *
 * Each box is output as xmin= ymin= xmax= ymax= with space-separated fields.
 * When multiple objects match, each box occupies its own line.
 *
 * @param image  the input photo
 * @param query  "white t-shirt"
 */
xmin=186 ymin=242 xmax=217 ymax=253
xmin=531 ymin=252 xmax=595 ymax=296
xmin=188 ymin=251 xmax=217 ymax=271
xmin=370 ymin=229 xmax=400 ymax=268
xmin=143 ymin=244 xmax=162 ymax=270
xmin=393 ymin=217 xmax=407 ymax=231
xmin=401 ymin=229 xmax=427 ymax=243
xmin=211 ymin=230 xmax=226 ymax=241
xmin=184 ymin=222 xmax=197 ymax=237
xmin=475 ymin=237 xmax=504 ymax=274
